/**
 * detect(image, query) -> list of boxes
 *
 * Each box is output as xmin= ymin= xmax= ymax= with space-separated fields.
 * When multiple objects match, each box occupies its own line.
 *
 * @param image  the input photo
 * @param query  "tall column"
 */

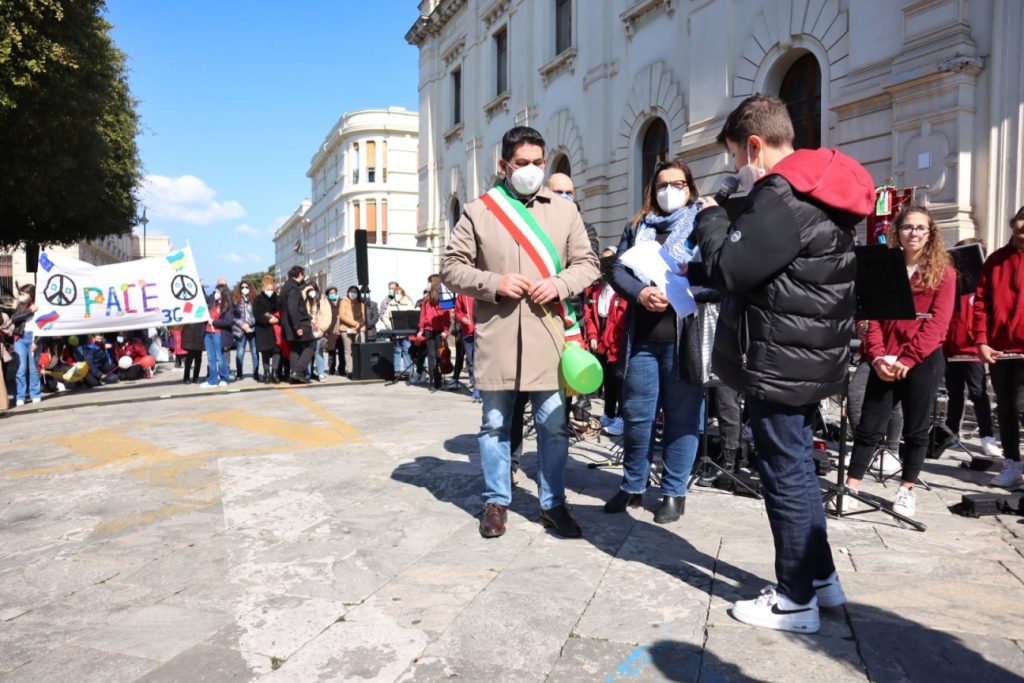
xmin=985 ymin=0 xmax=1024 ymax=246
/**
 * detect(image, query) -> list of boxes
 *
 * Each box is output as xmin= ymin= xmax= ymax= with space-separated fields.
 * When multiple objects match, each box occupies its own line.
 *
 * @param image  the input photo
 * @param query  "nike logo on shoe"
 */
xmin=770 ymin=604 xmax=813 ymax=615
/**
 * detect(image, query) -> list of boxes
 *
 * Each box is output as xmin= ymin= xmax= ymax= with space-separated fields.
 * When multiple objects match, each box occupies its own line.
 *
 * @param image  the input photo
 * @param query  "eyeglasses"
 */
xmin=899 ymin=224 xmax=930 ymax=234
xmin=655 ymin=180 xmax=688 ymax=192
xmin=555 ymin=191 xmax=575 ymax=200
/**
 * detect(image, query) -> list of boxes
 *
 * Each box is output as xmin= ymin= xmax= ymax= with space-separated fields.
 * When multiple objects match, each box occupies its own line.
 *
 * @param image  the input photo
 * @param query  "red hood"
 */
xmin=767 ymin=148 xmax=875 ymax=217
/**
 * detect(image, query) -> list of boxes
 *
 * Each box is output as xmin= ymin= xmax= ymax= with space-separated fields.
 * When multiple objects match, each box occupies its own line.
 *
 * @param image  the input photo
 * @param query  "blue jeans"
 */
xmin=13 ymin=334 xmax=41 ymax=400
xmin=620 ymin=341 xmax=703 ymax=497
xmin=463 ymin=336 xmax=476 ymax=386
xmin=312 ymin=337 xmax=326 ymax=377
xmin=234 ymin=333 xmax=258 ymax=377
xmin=479 ymin=389 xmax=568 ymax=509
xmin=746 ymin=397 xmax=837 ymax=604
xmin=204 ymin=332 xmax=230 ymax=385
xmin=393 ymin=338 xmax=412 ymax=374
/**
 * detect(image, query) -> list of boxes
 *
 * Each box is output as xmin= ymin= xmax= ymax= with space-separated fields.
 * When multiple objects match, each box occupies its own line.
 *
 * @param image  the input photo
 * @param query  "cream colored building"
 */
xmin=273 ymin=107 xmax=434 ymax=299
xmin=1 ymin=233 xmax=172 ymax=307
xmin=407 ymin=0 xmax=1023 ymax=260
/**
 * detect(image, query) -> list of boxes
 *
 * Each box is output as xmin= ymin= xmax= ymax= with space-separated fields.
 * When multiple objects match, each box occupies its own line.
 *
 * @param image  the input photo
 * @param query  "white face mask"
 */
xmin=737 ymin=143 xmax=766 ymax=193
xmin=348 ymin=292 xmax=359 ymax=300
xmin=213 ymin=291 xmax=221 ymax=302
xmin=507 ymin=163 xmax=545 ymax=196
xmin=264 ymin=288 xmax=274 ymax=296
xmin=116 ymin=336 xmax=125 ymax=344
xmin=308 ymin=291 xmax=317 ymax=299
xmin=656 ymin=186 xmax=688 ymax=214
xmin=18 ymin=293 xmax=30 ymax=303
xmin=241 ymin=287 xmax=250 ymax=296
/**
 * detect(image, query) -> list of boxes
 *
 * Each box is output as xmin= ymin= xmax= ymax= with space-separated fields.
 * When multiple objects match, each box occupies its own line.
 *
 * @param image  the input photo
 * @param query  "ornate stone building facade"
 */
xmin=407 ymin=0 xmax=1023 ymax=263
xmin=273 ymin=107 xmax=433 ymax=299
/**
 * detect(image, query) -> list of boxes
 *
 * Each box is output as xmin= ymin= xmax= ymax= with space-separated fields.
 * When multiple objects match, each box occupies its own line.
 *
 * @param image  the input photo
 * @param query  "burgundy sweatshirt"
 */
xmin=973 ymin=242 xmax=1024 ymax=353
xmin=866 ymin=265 xmax=956 ymax=370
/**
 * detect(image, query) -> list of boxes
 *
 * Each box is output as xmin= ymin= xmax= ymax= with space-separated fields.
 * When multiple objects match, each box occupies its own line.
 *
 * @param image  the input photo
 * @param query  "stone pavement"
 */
xmin=1 ymin=369 xmax=1023 ymax=682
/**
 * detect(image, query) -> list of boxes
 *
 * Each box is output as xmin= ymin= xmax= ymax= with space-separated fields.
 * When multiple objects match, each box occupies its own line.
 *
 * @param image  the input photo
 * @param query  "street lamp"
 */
xmin=138 ymin=207 xmax=149 ymax=258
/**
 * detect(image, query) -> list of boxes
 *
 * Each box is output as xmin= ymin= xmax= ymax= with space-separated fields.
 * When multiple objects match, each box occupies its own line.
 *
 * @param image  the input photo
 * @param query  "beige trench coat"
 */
xmin=440 ymin=186 xmax=599 ymax=391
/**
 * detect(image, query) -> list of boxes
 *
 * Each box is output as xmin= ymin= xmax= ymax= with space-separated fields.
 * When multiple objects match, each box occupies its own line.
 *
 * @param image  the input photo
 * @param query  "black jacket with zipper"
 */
xmin=693 ymin=149 xmax=874 ymax=406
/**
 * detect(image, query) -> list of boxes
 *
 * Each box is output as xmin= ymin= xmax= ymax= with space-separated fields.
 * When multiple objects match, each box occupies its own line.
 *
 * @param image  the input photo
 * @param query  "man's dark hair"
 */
xmin=325 ymin=286 xmax=337 ymax=295
xmin=1012 ymin=206 xmax=1024 ymax=226
xmin=717 ymin=94 xmax=795 ymax=148
xmin=288 ymin=265 xmax=305 ymax=280
xmin=501 ymin=126 xmax=546 ymax=161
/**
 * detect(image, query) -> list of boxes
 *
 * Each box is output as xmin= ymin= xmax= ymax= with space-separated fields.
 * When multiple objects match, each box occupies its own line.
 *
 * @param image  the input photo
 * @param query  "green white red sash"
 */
xmin=481 ymin=183 xmax=583 ymax=344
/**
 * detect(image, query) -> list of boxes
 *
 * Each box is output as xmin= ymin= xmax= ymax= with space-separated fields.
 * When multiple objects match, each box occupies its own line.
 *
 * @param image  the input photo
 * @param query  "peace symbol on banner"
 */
xmin=44 ymin=274 xmax=77 ymax=306
xmin=171 ymin=274 xmax=198 ymax=301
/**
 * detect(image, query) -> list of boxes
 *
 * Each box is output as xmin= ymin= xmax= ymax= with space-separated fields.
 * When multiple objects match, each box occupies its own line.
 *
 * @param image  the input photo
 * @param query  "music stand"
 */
xmin=687 ymin=383 xmax=761 ymax=498
xmin=821 ymin=245 xmax=927 ymax=531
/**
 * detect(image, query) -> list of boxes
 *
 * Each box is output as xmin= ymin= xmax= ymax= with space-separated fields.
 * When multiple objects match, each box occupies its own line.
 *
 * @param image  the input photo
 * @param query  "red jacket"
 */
xmin=114 ymin=338 xmax=148 ymax=363
xmin=454 ymin=294 xmax=475 ymax=337
xmin=973 ymin=242 xmax=1024 ymax=353
xmin=866 ymin=265 xmax=956 ymax=370
xmin=418 ymin=299 xmax=451 ymax=335
xmin=943 ymin=293 xmax=977 ymax=357
xmin=582 ymin=283 xmax=628 ymax=362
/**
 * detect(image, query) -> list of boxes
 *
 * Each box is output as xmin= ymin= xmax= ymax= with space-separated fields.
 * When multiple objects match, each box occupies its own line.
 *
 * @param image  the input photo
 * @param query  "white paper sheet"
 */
xmin=619 ymin=240 xmax=696 ymax=317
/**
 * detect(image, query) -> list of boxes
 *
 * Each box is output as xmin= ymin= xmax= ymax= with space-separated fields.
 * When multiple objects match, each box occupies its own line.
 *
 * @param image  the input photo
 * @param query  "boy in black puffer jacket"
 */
xmin=692 ymin=94 xmax=874 ymax=634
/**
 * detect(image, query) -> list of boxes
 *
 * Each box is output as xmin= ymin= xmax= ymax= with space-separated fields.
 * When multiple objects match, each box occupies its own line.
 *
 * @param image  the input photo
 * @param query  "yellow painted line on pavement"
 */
xmin=193 ymin=408 xmax=354 ymax=448
xmin=281 ymin=389 xmax=365 ymax=442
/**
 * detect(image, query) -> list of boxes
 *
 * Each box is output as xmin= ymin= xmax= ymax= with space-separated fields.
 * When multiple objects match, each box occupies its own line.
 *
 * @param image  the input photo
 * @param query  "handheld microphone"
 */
xmin=712 ymin=176 xmax=740 ymax=205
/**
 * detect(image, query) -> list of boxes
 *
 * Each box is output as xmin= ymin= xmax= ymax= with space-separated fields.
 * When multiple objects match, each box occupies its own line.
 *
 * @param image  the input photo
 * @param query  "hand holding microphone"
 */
xmin=699 ymin=175 xmax=739 ymax=211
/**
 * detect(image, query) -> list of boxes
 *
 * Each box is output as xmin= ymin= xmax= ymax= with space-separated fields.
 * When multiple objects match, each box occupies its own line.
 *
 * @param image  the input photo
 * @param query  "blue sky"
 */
xmin=105 ymin=1 xmax=420 ymax=285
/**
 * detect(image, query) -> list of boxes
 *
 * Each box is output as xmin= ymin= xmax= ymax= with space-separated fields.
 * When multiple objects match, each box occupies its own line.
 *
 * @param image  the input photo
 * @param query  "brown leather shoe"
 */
xmin=479 ymin=503 xmax=507 ymax=538
xmin=539 ymin=504 xmax=582 ymax=538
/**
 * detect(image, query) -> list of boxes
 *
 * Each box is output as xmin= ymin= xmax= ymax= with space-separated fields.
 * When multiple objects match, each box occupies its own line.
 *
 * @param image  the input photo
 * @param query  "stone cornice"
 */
xmin=538 ymin=47 xmax=577 ymax=86
xmin=405 ymin=0 xmax=468 ymax=46
xmin=483 ymin=91 xmax=512 ymax=120
xmin=480 ymin=0 xmax=512 ymax=28
xmin=620 ymin=0 xmax=675 ymax=38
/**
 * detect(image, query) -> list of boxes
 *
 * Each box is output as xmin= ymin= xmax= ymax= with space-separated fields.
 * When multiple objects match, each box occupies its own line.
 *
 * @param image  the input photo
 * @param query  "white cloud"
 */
xmin=245 ymin=253 xmax=263 ymax=263
xmin=139 ymin=174 xmax=245 ymax=225
xmin=218 ymin=253 xmax=245 ymax=264
xmin=234 ymin=224 xmax=260 ymax=236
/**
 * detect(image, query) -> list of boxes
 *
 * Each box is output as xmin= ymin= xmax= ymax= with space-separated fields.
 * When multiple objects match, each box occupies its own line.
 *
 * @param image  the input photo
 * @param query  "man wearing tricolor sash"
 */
xmin=440 ymin=127 xmax=599 ymax=539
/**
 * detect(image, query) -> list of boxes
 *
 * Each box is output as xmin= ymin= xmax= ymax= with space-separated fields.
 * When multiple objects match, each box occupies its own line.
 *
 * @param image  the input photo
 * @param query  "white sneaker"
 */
xmin=812 ymin=571 xmax=847 ymax=608
xmin=874 ymin=449 xmax=902 ymax=476
xmin=603 ymin=416 xmax=624 ymax=437
xmin=199 ymin=382 xmax=216 ymax=389
xmin=218 ymin=381 xmax=228 ymax=387
xmin=991 ymin=459 xmax=1023 ymax=489
xmin=731 ymin=586 xmax=819 ymax=634
xmin=15 ymin=399 xmax=25 ymax=407
xmin=892 ymin=487 xmax=917 ymax=517
xmin=825 ymin=490 xmax=860 ymax=514
xmin=981 ymin=437 xmax=1003 ymax=458
xmin=31 ymin=397 xmax=41 ymax=404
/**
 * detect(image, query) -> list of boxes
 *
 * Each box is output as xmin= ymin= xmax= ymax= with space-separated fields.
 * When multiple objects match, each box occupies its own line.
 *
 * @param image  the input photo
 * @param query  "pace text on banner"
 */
xmin=31 ymin=246 xmax=212 ymax=337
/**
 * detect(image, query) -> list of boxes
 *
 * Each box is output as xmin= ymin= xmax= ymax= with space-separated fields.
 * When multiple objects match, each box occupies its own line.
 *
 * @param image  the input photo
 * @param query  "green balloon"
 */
xmin=561 ymin=345 xmax=604 ymax=394
xmin=68 ymin=335 xmax=79 ymax=346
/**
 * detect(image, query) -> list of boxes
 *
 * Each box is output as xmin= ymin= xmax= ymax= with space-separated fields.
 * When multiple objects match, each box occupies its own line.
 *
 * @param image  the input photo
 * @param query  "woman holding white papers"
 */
xmin=603 ymin=160 xmax=704 ymax=523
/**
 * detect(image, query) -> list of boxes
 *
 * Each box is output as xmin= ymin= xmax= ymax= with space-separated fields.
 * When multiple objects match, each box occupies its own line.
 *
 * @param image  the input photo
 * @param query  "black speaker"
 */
xmin=355 ymin=229 xmax=369 ymax=287
xmin=25 ymin=243 xmax=39 ymax=273
xmin=353 ymin=341 xmax=393 ymax=381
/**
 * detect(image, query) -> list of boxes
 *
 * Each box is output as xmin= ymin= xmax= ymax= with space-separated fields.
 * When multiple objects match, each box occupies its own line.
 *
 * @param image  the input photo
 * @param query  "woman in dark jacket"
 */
xmin=252 ymin=275 xmax=281 ymax=384
xmin=232 ymin=280 xmax=259 ymax=381
xmin=180 ymin=322 xmax=205 ymax=384
xmin=603 ymin=161 xmax=705 ymax=524
xmin=201 ymin=283 xmax=235 ymax=387
xmin=11 ymin=284 xmax=41 ymax=405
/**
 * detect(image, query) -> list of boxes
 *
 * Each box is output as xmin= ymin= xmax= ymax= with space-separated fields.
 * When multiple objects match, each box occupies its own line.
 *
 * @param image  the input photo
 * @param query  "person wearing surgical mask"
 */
xmin=201 ymin=283 xmax=236 ymax=388
xmin=231 ymin=280 xmax=259 ymax=381
xmin=10 ymin=284 xmax=42 ymax=406
xmin=323 ymin=286 xmax=343 ymax=376
xmin=439 ymin=125 xmax=599 ymax=540
xmin=603 ymin=160 xmax=704 ymax=526
xmin=337 ymin=285 xmax=366 ymax=379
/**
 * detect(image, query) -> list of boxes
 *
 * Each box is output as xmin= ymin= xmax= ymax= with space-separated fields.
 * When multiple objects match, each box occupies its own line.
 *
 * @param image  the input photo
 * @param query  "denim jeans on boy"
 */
xmin=463 ymin=336 xmax=476 ymax=386
xmin=13 ymin=333 xmax=41 ymax=400
xmin=235 ymin=333 xmax=258 ymax=378
xmin=392 ymin=338 xmax=412 ymax=374
xmin=479 ymin=389 xmax=568 ymax=509
xmin=619 ymin=341 xmax=703 ymax=497
xmin=204 ymin=331 xmax=230 ymax=385
xmin=746 ymin=396 xmax=837 ymax=605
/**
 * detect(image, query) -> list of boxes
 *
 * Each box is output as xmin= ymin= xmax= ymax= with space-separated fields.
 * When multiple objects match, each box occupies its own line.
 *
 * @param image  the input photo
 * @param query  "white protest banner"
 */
xmin=31 ymin=246 xmax=211 ymax=337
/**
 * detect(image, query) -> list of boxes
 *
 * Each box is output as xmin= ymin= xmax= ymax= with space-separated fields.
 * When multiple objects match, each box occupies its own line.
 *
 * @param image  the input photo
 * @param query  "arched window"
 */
xmin=551 ymin=153 xmax=572 ymax=177
xmin=640 ymin=118 xmax=669 ymax=195
xmin=780 ymin=53 xmax=821 ymax=150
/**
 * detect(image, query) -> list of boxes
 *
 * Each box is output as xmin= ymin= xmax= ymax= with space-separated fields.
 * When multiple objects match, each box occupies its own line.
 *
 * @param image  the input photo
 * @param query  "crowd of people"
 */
xmin=4 ymin=97 xmax=1023 ymax=642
